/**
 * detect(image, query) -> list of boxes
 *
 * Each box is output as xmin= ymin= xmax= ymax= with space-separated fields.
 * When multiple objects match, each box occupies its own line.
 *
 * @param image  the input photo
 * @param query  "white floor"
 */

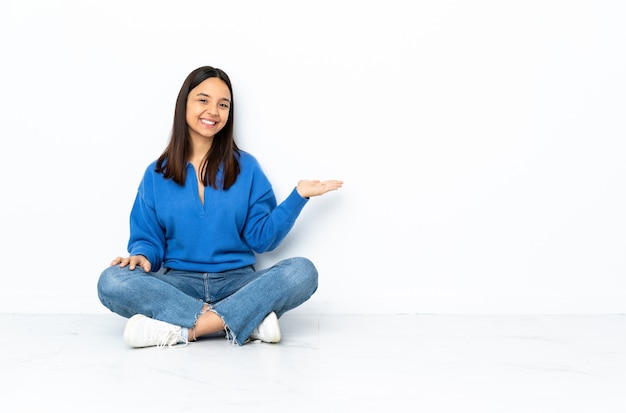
xmin=3 ymin=313 xmax=626 ymax=412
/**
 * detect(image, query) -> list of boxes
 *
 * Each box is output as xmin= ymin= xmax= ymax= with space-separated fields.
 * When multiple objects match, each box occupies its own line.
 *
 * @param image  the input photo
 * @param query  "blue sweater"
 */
xmin=127 ymin=151 xmax=308 ymax=273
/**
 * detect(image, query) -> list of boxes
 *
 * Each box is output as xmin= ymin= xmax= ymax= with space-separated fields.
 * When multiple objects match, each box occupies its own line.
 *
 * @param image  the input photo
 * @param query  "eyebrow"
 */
xmin=195 ymin=92 xmax=231 ymax=103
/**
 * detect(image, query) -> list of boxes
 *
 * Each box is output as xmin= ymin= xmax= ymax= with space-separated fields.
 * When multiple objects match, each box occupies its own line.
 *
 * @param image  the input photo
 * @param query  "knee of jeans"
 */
xmin=290 ymin=257 xmax=318 ymax=289
xmin=97 ymin=265 xmax=125 ymax=300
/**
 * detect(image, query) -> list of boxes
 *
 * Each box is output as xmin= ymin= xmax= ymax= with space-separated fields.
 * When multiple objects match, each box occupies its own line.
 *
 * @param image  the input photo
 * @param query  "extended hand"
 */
xmin=296 ymin=179 xmax=343 ymax=198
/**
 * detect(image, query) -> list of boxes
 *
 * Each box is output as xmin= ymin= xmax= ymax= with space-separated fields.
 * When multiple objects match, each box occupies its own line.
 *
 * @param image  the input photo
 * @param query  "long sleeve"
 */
xmin=127 ymin=167 xmax=166 ymax=271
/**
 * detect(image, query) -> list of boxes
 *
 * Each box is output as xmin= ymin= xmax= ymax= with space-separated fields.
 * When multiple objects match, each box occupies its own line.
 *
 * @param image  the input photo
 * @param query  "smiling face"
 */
xmin=186 ymin=77 xmax=232 ymax=142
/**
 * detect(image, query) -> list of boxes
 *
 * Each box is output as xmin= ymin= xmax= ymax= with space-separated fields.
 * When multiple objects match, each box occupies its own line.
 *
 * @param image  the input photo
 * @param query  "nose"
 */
xmin=205 ymin=103 xmax=219 ymax=116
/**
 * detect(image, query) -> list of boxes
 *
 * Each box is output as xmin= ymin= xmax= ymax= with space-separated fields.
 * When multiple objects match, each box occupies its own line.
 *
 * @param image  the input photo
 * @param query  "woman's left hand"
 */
xmin=296 ymin=179 xmax=343 ymax=198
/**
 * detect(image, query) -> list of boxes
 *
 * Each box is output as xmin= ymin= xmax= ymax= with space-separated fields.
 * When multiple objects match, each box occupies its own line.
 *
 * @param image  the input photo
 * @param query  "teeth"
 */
xmin=201 ymin=119 xmax=216 ymax=125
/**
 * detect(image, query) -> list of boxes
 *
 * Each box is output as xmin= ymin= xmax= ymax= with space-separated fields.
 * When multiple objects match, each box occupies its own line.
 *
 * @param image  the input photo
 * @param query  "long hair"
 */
xmin=156 ymin=66 xmax=240 ymax=189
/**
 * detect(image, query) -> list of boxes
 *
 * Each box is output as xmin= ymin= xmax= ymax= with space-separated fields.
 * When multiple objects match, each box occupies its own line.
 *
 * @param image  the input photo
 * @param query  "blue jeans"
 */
xmin=97 ymin=257 xmax=318 ymax=345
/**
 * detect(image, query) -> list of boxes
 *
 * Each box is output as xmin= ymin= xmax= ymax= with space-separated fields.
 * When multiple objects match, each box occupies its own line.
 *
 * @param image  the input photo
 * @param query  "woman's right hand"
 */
xmin=110 ymin=255 xmax=151 ymax=272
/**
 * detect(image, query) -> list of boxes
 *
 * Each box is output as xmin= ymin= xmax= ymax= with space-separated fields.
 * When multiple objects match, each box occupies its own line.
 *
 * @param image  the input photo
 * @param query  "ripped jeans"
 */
xmin=97 ymin=257 xmax=318 ymax=345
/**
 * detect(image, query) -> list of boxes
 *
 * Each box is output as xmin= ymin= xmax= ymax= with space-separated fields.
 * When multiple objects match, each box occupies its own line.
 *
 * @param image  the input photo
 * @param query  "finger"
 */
xmin=323 ymin=181 xmax=343 ymax=190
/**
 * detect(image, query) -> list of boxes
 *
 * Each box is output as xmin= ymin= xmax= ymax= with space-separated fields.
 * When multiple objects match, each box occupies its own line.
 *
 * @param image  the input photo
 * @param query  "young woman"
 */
xmin=97 ymin=66 xmax=342 ymax=348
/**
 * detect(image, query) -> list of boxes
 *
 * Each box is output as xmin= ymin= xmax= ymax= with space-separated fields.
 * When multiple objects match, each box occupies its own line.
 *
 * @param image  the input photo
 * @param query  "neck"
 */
xmin=188 ymin=137 xmax=213 ymax=166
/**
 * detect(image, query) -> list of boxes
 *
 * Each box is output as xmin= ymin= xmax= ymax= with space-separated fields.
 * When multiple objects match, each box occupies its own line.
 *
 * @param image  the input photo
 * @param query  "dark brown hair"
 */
xmin=156 ymin=66 xmax=240 ymax=189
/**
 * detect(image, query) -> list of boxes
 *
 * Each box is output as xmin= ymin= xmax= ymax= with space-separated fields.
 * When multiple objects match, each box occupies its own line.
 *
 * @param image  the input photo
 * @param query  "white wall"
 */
xmin=1 ymin=0 xmax=624 ymax=314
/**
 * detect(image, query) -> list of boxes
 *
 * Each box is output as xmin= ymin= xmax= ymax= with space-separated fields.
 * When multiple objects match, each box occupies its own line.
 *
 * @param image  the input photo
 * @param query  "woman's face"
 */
xmin=186 ymin=77 xmax=231 ymax=141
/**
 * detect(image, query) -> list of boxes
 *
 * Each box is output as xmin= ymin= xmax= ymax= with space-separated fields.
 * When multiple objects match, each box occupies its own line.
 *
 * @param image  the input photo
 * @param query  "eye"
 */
xmin=219 ymin=102 xmax=230 ymax=109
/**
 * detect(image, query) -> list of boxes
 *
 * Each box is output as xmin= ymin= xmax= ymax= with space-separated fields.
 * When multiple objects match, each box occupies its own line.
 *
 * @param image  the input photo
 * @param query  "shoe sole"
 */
xmin=258 ymin=312 xmax=281 ymax=343
xmin=123 ymin=314 xmax=147 ymax=347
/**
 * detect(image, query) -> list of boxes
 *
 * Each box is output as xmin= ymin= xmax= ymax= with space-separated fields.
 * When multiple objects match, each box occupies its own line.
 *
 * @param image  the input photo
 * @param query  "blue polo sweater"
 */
xmin=127 ymin=151 xmax=308 ymax=273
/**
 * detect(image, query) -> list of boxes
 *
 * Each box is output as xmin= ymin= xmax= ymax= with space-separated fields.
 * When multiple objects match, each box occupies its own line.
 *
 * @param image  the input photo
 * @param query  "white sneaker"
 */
xmin=123 ymin=314 xmax=188 ymax=348
xmin=249 ymin=312 xmax=281 ymax=343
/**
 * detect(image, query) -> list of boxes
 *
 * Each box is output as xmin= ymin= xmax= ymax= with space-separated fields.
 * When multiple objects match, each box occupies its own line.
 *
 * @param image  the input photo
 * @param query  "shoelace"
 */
xmin=153 ymin=329 xmax=189 ymax=349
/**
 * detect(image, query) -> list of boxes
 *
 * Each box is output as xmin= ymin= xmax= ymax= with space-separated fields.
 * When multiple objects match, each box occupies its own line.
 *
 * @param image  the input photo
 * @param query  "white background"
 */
xmin=1 ymin=0 xmax=624 ymax=314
